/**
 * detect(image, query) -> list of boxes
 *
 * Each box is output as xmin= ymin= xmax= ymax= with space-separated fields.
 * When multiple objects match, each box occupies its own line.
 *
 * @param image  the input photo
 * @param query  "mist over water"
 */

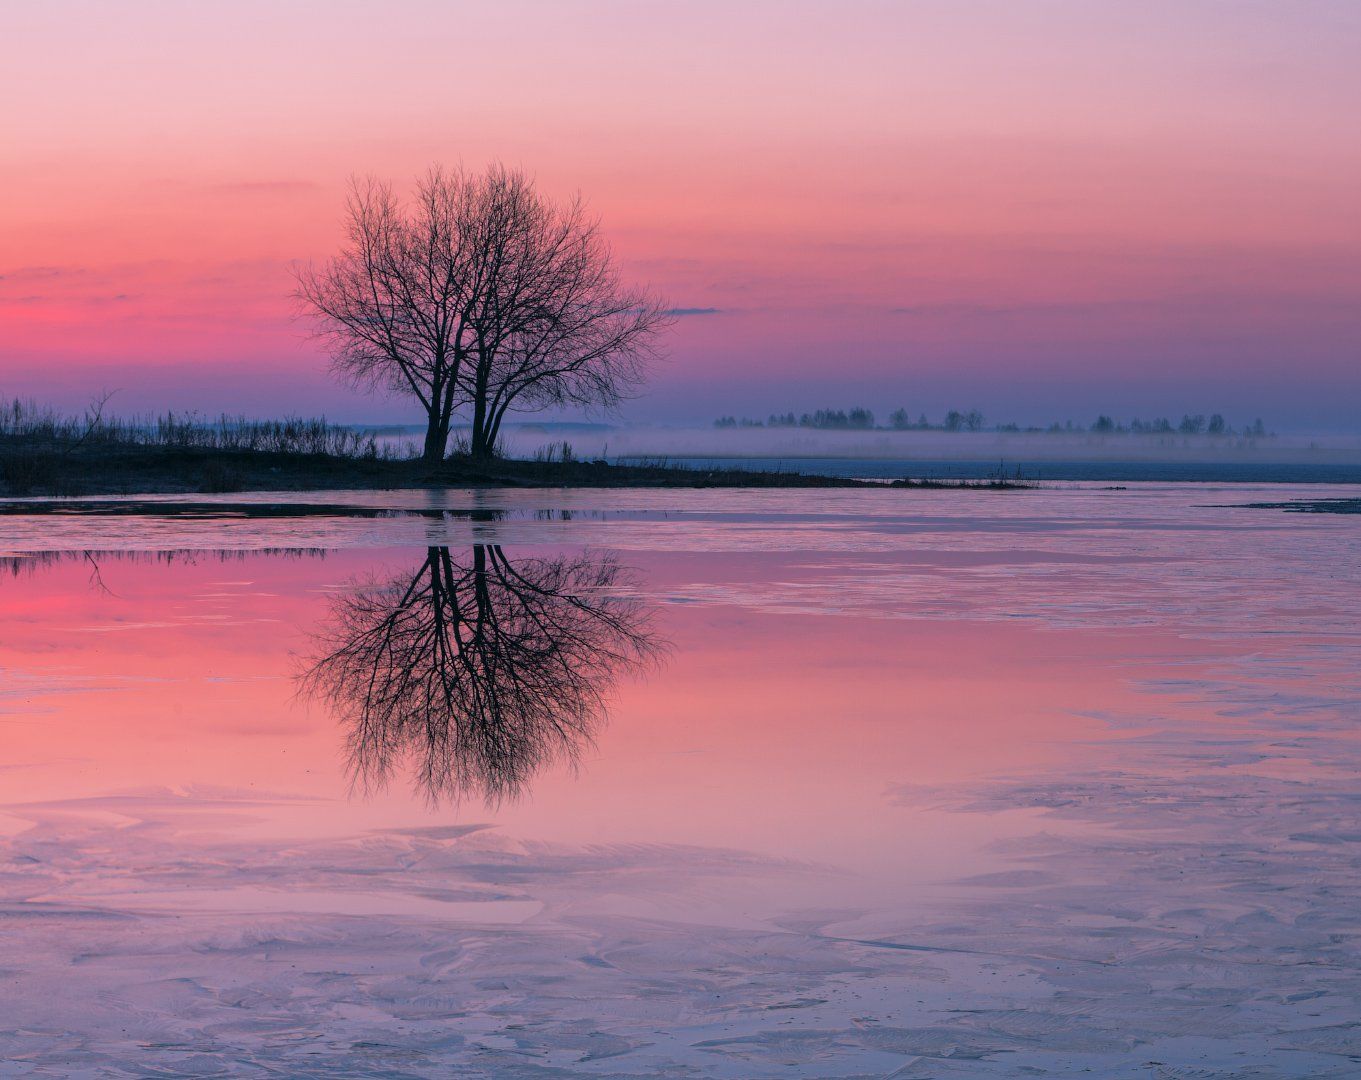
xmin=371 ymin=423 xmax=1361 ymax=483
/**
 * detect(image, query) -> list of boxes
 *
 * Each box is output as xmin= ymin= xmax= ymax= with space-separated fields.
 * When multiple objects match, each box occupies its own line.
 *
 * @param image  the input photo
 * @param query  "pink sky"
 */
xmin=2 ymin=1 xmax=1358 ymax=428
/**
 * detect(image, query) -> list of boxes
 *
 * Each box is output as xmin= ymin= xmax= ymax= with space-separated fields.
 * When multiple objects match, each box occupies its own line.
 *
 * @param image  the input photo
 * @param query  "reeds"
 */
xmin=0 ymin=398 xmax=382 ymax=459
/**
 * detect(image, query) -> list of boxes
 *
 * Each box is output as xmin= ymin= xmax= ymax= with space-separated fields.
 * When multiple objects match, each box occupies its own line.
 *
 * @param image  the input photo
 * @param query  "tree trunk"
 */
xmin=422 ymin=412 xmax=449 ymax=464
xmin=470 ymin=375 xmax=492 ymax=459
xmin=486 ymin=405 xmax=508 ymax=458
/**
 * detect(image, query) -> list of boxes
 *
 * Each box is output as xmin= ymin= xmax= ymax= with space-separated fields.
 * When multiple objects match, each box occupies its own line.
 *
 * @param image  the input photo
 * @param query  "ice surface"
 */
xmin=1 ymin=485 xmax=1359 ymax=1076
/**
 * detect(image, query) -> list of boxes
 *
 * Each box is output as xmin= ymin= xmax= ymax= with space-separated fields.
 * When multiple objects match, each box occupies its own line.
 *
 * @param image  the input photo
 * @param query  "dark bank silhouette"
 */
xmin=301 ymin=545 xmax=661 ymax=804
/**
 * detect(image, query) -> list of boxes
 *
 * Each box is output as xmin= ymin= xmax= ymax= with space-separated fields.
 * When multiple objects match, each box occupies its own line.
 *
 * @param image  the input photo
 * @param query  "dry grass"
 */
xmin=0 ymin=398 xmax=383 ymax=458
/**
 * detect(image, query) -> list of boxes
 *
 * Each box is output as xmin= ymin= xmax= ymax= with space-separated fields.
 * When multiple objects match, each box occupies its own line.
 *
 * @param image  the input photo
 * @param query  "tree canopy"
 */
xmin=297 ymin=165 xmax=669 ymax=462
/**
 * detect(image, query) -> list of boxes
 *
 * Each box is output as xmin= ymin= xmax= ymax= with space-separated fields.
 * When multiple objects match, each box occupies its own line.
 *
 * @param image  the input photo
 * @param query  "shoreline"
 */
xmin=0 ymin=441 xmax=1032 ymax=498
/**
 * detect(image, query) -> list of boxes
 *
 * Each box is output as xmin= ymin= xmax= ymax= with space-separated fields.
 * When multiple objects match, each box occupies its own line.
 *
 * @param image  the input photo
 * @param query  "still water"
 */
xmin=1 ymin=486 xmax=1359 ymax=1077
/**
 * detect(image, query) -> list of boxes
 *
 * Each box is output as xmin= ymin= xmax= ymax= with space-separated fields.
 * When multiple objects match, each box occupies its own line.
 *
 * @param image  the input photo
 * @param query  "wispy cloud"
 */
xmin=0 ymin=265 xmax=83 ymax=283
xmin=0 ymin=291 xmax=135 ymax=307
xmin=207 ymin=180 xmax=321 ymax=196
xmin=663 ymin=307 xmax=722 ymax=317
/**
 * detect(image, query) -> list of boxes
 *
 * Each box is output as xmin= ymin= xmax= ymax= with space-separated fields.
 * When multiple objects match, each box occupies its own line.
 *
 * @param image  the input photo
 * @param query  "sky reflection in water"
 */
xmin=1 ymin=486 xmax=1359 ymax=1076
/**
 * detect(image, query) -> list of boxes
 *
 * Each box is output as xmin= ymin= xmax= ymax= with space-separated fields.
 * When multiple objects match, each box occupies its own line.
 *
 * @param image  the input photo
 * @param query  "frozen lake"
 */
xmin=1 ymin=485 xmax=1359 ymax=1076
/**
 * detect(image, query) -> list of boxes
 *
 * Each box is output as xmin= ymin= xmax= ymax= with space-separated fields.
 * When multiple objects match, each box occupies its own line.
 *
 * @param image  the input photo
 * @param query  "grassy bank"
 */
xmin=1 ymin=438 xmax=1046 ymax=495
xmin=0 ymin=403 xmax=1034 ymax=496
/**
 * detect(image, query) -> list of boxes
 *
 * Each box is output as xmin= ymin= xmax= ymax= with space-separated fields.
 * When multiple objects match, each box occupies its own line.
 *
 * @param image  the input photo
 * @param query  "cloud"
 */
xmin=889 ymin=295 xmax=1361 ymax=319
xmin=888 ymin=301 xmax=1109 ymax=317
xmin=663 ymin=307 xmax=722 ymax=317
xmin=0 ymin=265 xmax=83 ymax=283
xmin=207 ymin=180 xmax=322 ymax=196
xmin=0 ymin=292 xmax=135 ymax=307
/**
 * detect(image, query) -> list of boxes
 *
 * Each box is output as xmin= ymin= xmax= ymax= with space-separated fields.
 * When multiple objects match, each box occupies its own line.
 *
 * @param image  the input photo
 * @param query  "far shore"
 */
xmin=0 ymin=438 xmax=1033 ymax=498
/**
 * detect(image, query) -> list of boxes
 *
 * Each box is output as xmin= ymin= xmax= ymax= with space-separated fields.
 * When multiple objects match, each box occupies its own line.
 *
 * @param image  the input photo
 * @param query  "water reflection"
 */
xmin=301 ymin=545 xmax=661 ymax=804
xmin=2 ymin=545 xmax=661 ymax=805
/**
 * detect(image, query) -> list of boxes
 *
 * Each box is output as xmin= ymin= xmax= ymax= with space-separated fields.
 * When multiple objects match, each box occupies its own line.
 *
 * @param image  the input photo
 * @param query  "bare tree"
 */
xmin=297 ymin=164 xmax=669 ymax=464
xmin=299 ymin=545 xmax=662 ymax=804
xmin=458 ymin=174 xmax=671 ymax=457
xmin=294 ymin=169 xmax=482 ymax=463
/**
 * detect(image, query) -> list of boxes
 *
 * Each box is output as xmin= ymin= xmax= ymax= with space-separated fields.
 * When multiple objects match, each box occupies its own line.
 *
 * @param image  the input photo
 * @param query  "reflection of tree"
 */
xmin=0 ymin=548 xmax=328 ymax=594
xmin=301 ymin=545 xmax=660 ymax=804
xmin=0 ymin=548 xmax=327 ymax=578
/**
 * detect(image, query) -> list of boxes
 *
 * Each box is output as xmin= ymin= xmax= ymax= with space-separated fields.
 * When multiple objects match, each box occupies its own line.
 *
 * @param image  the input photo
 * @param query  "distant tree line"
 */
xmin=715 ymin=407 xmax=1272 ymax=438
xmin=1085 ymin=414 xmax=1267 ymax=437
xmin=714 ymin=407 xmax=977 ymax=431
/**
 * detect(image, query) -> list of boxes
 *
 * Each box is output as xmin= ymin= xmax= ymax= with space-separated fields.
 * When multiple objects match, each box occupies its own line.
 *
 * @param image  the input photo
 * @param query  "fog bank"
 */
xmin=497 ymin=425 xmax=1361 ymax=467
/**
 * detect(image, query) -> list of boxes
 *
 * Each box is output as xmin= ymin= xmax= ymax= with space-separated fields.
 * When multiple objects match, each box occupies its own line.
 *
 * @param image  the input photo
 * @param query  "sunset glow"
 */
xmin=4 ymin=2 xmax=1358 ymax=427
xmin=8 ymin=9 xmax=1361 ymax=1074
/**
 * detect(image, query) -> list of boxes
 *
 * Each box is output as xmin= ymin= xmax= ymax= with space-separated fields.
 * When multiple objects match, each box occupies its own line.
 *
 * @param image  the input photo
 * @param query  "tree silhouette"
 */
xmin=296 ymin=165 xmax=669 ymax=463
xmin=300 ymin=545 xmax=661 ymax=804
xmin=454 ymin=172 xmax=670 ymax=458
